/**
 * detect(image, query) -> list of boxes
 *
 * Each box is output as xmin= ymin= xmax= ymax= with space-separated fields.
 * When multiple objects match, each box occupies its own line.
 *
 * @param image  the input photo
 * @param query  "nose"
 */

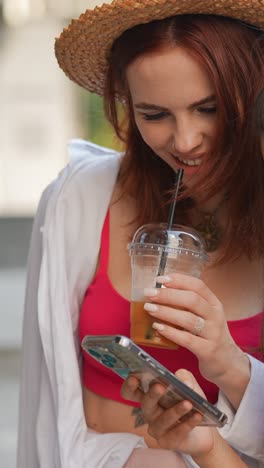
xmin=172 ymin=118 xmax=203 ymax=155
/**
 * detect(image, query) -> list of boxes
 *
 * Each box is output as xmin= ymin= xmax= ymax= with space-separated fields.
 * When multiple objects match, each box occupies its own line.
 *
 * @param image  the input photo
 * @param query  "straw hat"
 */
xmin=55 ymin=0 xmax=264 ymax=95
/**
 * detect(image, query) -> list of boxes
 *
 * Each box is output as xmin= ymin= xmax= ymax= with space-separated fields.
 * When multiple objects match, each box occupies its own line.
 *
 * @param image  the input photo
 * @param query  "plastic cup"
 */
xmin=128 ymin=224 xmax=208 ymax=349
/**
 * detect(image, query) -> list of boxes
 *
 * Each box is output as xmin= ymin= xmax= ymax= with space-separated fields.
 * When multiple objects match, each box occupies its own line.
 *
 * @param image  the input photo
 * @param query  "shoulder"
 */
xmin=35 ymin=139 xmax=122 ymax=232
xmin=42 ymin=139 xmax=121 ymax=204
xmin=63 ymin=139 xmax=122 ymax=195
xmin=68 ymin=138 xmax=120 ymax=160
xmin=66 ymin=138 xmax=121 ymax=180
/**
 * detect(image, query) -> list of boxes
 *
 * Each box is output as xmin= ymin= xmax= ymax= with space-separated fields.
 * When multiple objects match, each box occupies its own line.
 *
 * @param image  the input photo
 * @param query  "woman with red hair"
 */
xmin=122 ymin=81 xmax=264 ymax=466
xmin=256 ymin=88 xmax=264 ymax=153
xmin=18 ymin=2 xmax=264 ymax=468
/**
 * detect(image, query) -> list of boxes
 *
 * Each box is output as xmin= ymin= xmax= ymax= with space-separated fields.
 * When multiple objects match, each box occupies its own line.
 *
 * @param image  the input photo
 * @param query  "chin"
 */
xmin=182 ymin=168 xmax=204 ymax=189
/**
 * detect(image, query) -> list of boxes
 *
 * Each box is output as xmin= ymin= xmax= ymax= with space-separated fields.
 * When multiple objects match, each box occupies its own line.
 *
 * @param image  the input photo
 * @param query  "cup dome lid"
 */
xmin=128 ymin=223 xmax=208 ymax=260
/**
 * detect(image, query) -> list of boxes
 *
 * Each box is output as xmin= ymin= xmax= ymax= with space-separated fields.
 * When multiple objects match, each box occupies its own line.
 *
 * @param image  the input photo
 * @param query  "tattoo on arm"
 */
xmin=132 ymin=407 xmax=146 ymax=428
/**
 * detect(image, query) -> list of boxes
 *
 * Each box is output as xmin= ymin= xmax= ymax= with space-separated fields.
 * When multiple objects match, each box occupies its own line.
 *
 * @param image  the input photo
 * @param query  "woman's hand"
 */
xmin=122 ymin=370 xmax=247 ymax=467
xmin=122 ymin=369 xmax=216 ymax=457
xmin=143 ymin=273 xmax=249 ymax=401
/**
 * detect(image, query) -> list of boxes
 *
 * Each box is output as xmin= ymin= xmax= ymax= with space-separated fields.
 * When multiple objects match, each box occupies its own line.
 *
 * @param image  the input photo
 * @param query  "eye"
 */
xmin=142 ymin=111 xmax=169 ymax=121
xmin=197 ymin=106 xmax=217 ymax=115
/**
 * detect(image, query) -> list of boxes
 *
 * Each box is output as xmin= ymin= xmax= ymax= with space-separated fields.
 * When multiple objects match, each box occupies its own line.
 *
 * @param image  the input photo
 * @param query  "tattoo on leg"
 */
xmin=132 ymin=407 xmax=146 ymax=428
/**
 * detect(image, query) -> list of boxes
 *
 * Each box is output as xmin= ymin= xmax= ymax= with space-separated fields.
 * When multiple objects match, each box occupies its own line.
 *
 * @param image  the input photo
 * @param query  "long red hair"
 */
xmin=104 ymin=15 xmax=264 ymax=262
xmin=256 ymin=89 xmax=264 ymax=131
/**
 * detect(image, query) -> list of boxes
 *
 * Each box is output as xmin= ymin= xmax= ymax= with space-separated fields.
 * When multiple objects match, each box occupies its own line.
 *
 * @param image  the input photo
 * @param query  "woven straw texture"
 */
xmin=55 ymin=0 xmax=264 ymax=95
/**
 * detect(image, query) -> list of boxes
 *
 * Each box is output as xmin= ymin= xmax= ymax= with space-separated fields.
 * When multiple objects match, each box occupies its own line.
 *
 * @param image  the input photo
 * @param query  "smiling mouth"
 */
xmin=172 ymin=154 xmax=202 ymax=167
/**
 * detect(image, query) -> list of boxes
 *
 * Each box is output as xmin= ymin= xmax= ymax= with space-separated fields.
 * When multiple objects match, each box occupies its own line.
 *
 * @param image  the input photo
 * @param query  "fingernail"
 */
xmin=152 ymin=322 xmax=165 ymax=331
xmin=156 ymin=275 xmax=172 ymax=284
xmin=144 ymin=288 xmax=158 ymax=297
xmin=144 ymin=302 xmax=158 ymax=314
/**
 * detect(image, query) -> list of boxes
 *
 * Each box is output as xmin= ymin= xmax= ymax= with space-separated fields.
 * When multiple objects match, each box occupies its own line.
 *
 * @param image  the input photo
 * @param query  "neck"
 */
xmin=194 ymin=191 xmax=226 ymax=214
xmin=190 ymin=195 xmax=228 ymax=253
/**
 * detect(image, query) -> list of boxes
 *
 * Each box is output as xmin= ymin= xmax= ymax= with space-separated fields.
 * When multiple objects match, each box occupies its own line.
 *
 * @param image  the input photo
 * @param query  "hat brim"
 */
xmin=55 ymin=0 xmax=264 ymax=95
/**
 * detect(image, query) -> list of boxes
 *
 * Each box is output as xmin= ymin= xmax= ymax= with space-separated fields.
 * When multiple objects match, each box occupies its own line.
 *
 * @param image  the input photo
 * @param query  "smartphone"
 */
xmin=81 ymin=334 xmax=227 ymax=427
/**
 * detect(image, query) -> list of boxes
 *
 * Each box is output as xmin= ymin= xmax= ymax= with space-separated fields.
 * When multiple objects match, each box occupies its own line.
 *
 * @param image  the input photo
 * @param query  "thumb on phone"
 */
xmin=175 ymin=369 xmax=206 ymax=399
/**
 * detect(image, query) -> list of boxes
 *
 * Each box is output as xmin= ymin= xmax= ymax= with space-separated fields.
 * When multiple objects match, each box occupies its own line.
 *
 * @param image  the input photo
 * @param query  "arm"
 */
xmin=142 ymin=274 xmax=264 ymax=463
xmin=193 ymin=431 xmax=247 ymax=468
xmin=207 ymin=349 xmax=250 ymax=410
xmin=125 ymin=448 xmax=187 ymax=468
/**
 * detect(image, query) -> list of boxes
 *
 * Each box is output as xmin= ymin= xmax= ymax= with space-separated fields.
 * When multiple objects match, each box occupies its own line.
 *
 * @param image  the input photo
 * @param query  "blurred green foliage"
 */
xmin=79 ymin=89 xmax=122 ymax=150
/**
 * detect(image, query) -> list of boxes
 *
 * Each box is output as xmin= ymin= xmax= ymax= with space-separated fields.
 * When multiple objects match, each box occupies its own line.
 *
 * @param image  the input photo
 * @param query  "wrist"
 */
xmin=213 ymin=350 xmax=250 ymax=409
xmin=192 ymin=429 xmax=219 ymax=467
xmin=193 ymin=430 xmax=247 ymax=468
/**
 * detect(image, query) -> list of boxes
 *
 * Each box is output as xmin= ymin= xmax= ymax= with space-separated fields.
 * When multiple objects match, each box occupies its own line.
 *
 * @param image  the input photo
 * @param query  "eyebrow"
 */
xmin=135 ymin=94 xmax=216 ymax=111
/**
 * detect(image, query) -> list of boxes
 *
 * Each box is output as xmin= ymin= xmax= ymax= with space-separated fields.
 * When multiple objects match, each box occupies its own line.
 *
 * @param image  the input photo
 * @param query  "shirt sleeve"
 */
xmin=17 ymin=158 xmax=147 ymax=468
xmin=17 ymin=182 xmax=57 ymax=467
xmin=217 ymin=355 xmax=264 ymax=463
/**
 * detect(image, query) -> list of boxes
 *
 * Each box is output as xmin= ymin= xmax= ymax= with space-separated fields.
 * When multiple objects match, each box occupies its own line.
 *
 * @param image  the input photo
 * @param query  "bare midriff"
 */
xmin=82 ymin=386 xmax=159 ymax=448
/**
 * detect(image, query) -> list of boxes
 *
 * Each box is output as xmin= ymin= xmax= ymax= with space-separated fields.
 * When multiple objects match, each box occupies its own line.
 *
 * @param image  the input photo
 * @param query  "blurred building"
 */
xmin=0 ymin=2 xmax=82 ymax=345
xmin=0 ymin=3 xmax=85 ymax=466
xmin=47 ymin=0 xmax=113 ymax=18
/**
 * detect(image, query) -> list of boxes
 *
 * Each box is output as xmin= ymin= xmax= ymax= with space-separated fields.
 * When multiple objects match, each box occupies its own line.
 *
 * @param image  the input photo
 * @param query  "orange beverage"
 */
xmin=128 ymin=223 xmax=207 ymax=349
xmin=130 ymin=300 xmax=178 ymax=349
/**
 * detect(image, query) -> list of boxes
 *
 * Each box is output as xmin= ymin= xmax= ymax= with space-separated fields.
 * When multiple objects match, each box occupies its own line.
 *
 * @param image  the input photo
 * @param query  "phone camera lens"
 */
xmin=101 ymin=353 xmax=118 ymax=367
xmin=102 ymin=354 xmax=117 ymax=364
xmin=101 ymin=359 xmax=114 ymax=368
xmin=88 ymin=348 xmax=101 ymax=359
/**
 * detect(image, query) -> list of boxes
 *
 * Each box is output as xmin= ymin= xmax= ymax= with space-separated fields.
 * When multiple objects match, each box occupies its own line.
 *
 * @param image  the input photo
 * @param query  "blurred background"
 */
xmin=0 ymin=2 xmax=117 ymax=466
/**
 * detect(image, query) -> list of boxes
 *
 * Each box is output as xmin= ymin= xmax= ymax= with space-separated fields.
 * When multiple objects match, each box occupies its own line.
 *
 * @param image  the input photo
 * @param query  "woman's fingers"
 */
xmin=147 ymin=399 xmax=193 ymax=439
xmin=142 ymin=273 xmax=226 ymax=353
xmin=143 ymin=370 xmax=204 ymax=439
xmin=140 ymin=383 xmax=167 ymax=421
xmin=121 ymin=375 xmax=143 ymax=402
xmin=151 ymin=322 xmax=210 ymax=355
xmin=143 ymin=273 xmax=222 ymax=322
xmin=156 ymin=273 xmax=220 ymax=307
xmin=175 ymin=369 xmax=206 ymax=397
xmin=144 ymin=287 xmax=211 ymax=319
xmin=121 ymin=369 xmax=210 ymax=454
xmin=144 ymin=303 xmax=208 ymax=337
xmin=157 ymin=412 xmax=204 ymax=450
xmin=121 ymin=376 xmax=167 ymax=406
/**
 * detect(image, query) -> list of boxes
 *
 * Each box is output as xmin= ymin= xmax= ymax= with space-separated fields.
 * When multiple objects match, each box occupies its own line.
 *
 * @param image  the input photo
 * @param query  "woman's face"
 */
xmin=126 ymin=46 xmax=218 ymax=180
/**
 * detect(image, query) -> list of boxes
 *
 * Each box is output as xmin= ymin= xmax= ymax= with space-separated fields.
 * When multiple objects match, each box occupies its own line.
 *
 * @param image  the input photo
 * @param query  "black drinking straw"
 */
xmin=155 ymin=168 xmax=184 ymax=286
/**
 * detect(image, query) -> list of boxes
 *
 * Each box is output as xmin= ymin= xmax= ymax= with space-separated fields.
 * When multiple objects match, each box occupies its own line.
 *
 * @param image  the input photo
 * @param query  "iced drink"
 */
xmin=130 ymin=300 xmax=179 ymax=348
xmin=128 ymin=224 xmax=207 ymax=349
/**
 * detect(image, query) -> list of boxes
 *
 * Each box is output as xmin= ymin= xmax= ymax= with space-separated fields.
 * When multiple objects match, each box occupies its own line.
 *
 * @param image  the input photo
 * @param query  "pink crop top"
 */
xmin=79 ymin=210 xmax=263 ymax=406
